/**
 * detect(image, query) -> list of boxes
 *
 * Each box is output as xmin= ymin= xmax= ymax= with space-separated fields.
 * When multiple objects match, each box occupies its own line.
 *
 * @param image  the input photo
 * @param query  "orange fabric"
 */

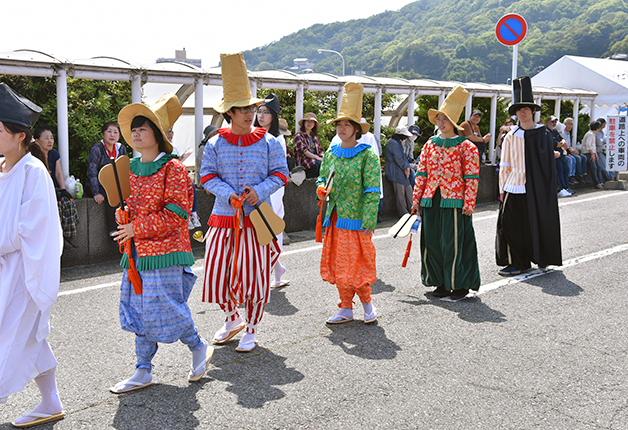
xmin=320 ymin=212 xmax=376 ymax=292
xmin=230 ymin=195 xmax=245 ymax=306
xmin=401 ymin=234 xmax=413 ymax=268
xmin=337 ymin=284 xmax=372 ymax=308
xmin=315 ymin=186 xmax=327 ymax=243
xmin=116 ymin=207 xmax=142 ymax=294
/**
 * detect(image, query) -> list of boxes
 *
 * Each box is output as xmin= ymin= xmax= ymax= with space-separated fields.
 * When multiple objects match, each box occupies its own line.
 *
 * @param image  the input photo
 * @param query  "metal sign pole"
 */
xmin=512 ymin=44 xmax=518 ymax=101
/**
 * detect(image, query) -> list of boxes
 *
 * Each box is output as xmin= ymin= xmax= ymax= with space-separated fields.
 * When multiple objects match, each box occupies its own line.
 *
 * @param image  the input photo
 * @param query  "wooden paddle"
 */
xmin=388 ymin=208 xmax=419 ymax=238
xmin=97 ymin=155 xmax=142 ymax=294
xmin=98 ymin=155 xmax=131 ymax=207
xmin=248 ymin=200 xmax=285 ymax=247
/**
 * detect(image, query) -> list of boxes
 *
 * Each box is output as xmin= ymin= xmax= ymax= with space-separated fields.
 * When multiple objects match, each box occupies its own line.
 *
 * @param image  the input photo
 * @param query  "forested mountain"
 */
xmin=243 ymin=0 xmax=628 ymax=84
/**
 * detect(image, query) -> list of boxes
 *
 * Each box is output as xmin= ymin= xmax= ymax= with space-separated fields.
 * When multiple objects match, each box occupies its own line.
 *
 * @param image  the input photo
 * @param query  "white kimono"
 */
xmin=0 ymin=153 xmax=63 ymax=403
xmin=270 ymin=134 xmax=287 ymax=250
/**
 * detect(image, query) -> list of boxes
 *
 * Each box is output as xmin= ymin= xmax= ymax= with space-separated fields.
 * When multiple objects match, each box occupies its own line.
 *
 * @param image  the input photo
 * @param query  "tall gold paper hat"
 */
xmin=118 ymin=93 xmax=182 ymax=154
xmin=214 ymin=52 xmax=264 ymax=114
xmin=327 ymin=82 xmax=370 ymax=134
xmin=428 ymin=86 xmax=469 ymax=132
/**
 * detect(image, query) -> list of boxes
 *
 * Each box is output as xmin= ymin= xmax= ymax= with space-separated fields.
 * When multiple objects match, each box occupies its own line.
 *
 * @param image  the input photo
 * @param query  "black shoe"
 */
xmin=431 ymin=285 xmax=450 ymax=298
xmin=450 ymin=289 xmax=469 ymax=301
xmin=568 ymin=177 xmax=577 ymax=185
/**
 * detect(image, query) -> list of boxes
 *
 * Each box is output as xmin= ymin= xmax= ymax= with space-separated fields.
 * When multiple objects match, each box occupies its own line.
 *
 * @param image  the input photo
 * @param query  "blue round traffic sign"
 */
xmin=496 ymin=14 xmax=527 ymax=46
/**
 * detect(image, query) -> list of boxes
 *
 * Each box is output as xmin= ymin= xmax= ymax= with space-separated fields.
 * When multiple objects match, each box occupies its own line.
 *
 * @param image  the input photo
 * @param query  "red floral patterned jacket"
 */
xmin=412 ymin=136 xmax=480 ymax=212
xmin=122 ymin=154 xmax=194 ymax=271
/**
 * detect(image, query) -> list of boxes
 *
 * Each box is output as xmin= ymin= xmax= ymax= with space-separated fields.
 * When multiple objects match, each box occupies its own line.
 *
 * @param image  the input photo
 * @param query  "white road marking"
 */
xmin=475 ymin=243 xmax=628 ymax=296
xmin=58 ymin=191 xmax=627 ymax=297
xmin=472 ymin=190 xmax=627 ymax=222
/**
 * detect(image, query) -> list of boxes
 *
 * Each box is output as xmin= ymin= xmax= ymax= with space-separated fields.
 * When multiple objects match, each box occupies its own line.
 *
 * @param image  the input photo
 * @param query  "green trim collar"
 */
xmin=431 ymin=135 xmax=467 ymax=148
xmin=130 ymin=154 xmax=178 ymax=177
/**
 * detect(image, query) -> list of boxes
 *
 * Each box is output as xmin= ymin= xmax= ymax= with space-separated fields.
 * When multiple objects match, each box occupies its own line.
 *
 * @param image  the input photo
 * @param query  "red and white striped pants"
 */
xmin=202 ymin=227 xmax=280 ymax=332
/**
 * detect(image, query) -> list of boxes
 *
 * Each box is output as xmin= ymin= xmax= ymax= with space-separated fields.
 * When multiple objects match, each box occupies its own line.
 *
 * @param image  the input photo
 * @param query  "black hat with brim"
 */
xmin=0 ymin=83 xmax=42 ymax=127
xmin=508 ymin=76 xmax=541 ymax=116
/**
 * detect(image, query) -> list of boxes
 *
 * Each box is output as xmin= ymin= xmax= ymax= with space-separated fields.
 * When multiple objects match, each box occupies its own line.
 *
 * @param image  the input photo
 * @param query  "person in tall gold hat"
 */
xmin=199 ymin=53 xmax=289 ymax=353
xmin=411 ymin=86 xmax=481 ymax=302
xmin=317 ymin=82 xmax=381 ymax=324
xmin=110 ymin=93 xmax=212 ymax=394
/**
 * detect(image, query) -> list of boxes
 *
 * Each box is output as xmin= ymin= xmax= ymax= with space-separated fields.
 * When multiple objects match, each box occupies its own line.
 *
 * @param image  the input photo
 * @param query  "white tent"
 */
xmin=533 ymin=55 xmax=628 ymax=119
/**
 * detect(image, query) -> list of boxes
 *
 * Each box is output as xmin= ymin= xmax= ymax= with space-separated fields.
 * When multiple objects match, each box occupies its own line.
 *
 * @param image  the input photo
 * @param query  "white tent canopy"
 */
xmin=533 ymin=55 xmax=628 ymax=119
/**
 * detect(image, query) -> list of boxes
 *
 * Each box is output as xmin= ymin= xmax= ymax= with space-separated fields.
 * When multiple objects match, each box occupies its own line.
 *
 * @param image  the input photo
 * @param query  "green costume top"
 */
xmin=316 ymin=141 xmax=381 ymax=231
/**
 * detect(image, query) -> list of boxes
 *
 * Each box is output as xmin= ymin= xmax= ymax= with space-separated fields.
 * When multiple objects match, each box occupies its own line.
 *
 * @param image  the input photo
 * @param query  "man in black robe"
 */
xmin=496 ymin=76 xmax=562 ymax=275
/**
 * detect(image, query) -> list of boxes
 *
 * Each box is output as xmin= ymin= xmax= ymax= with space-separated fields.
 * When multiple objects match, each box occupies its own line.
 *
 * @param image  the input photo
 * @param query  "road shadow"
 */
xmin=371 ymin=278 xmax=395 ymax=295
xmin=265 ymin=287 xmax=299 ymax=316
xmin=209 ymin=349 xmax=304 ymax=409
xmin=325 ymin=323 xmax=401 ymax=360
xmin=402 ymin=292 xmax=507 ymax=324
xmin=111 ymin=380 xmax=209 ymax=430
xmin=523 ymin=270 xmax=583 ymax=297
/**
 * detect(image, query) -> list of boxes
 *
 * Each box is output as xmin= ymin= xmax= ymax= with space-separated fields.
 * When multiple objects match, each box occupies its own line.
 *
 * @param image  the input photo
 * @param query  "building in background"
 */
xmin=157 ymin=49 xmax=202 ymax=68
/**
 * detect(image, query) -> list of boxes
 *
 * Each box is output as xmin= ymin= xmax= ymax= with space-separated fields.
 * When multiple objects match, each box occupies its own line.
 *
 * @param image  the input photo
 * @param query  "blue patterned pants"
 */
xmin=120 ymin=263 xmax=202 ymax=370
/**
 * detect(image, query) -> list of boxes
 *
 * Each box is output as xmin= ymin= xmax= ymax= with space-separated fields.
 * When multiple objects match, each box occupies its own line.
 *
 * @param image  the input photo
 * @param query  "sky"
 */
xmin=2 ymin=0 xmax=414 ymax=67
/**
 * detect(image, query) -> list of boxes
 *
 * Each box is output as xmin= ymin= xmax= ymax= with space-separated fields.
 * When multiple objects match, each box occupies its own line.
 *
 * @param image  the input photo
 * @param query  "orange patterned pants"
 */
xmin=320 ymin=213 xmax=376 ymax=308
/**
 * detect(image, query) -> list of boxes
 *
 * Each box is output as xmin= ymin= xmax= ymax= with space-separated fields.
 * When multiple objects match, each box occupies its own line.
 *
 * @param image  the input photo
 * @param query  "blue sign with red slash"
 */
xmin=495 ymin=14 xmax=527 ymax=46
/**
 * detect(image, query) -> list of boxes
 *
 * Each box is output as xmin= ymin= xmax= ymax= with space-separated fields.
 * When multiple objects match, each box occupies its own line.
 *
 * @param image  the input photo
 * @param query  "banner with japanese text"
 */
xmin=606 ymin=116 xmax=627 ymax=172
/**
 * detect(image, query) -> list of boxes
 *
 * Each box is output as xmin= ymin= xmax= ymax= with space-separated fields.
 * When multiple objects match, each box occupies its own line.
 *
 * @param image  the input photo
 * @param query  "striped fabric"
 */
xmin=202 ymin=227 xmax=280 ymax=305
xmin=499 ymin=126 xmax=539 ymax=194
xmin=219 ymin=301 xmax=266 ymax=334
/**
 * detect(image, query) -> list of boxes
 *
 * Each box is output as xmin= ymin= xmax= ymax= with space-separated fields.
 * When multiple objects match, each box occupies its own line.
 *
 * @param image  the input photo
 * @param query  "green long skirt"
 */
xmin=420 ymin=189 xmax=480 ymax=291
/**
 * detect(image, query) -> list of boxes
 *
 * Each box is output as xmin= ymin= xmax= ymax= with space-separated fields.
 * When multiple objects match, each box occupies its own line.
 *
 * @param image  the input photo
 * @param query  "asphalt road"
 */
xmin=2 ymin=188 xmax=628 ymax=430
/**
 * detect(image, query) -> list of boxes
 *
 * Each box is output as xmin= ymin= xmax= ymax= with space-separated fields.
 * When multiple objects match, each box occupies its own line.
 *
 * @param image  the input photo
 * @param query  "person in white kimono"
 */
xmin=0 ymin=83 xmax=65 ymax=427
xmin=254 ymin=93 xmax=290 ymax=288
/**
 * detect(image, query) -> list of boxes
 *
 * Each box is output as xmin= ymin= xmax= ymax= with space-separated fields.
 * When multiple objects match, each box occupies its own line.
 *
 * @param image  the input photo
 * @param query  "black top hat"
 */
xmin=509 ymin=76 xmax=541 ymax=116
xmin=0 ymin=83 xmax=42 ymax=128
xmin=260 ymin=93 xmax=280 ymax=115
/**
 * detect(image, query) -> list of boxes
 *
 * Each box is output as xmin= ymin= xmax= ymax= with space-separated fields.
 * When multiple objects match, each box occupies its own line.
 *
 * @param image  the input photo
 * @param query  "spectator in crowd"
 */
xmin=86 ymin=121 xmax=128 ymax=238
xmin=278 ymin=118 xmax=295 ymax=171
xmin=545 ymin=116 xmax=572 ymax=197
xmin=408 ymin=124 xmax=421 ymax=164
xmin=294 ymin=112 xmax=324 ymax=178
xmin=596 ymin=118 xmax=613 ymax=181
xmin=255 ymin=93 xmax=290 ymax=289
xmin=581 ymin=120 xmax=605 ymax=189
xmin=34 ymin=125 xmax=79 ymax=248
xmin=461 ymin=109 xmax=491 ymax=164
xmin=496 ymin=76 xmax=562 ymax=276
xmin=496 ymin=118 xmax=515 ymax=164
xmin=165 ymin=126 xmax=202 ymax=230
xmin=559 ymin=118 xmax=588 ymax=184
xmin=412 ymin=86 xmax=481 ymax=301
xmin=385 ymin=126 xmax=414 ymax=216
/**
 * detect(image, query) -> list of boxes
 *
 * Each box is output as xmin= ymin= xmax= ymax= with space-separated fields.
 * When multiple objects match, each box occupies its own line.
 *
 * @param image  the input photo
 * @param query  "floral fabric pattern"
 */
xmin=122 ymin=155 xmax=194 ymax=270
xmin=412 ymin=136 xmax=480 ymax=212
xmin=317 ymin=142 xmax=381 ymax=231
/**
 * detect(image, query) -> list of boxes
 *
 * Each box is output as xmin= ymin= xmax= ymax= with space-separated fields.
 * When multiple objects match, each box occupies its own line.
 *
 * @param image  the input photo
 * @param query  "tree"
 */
xmin=0 ymin=75 xmax=132 ymax=183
